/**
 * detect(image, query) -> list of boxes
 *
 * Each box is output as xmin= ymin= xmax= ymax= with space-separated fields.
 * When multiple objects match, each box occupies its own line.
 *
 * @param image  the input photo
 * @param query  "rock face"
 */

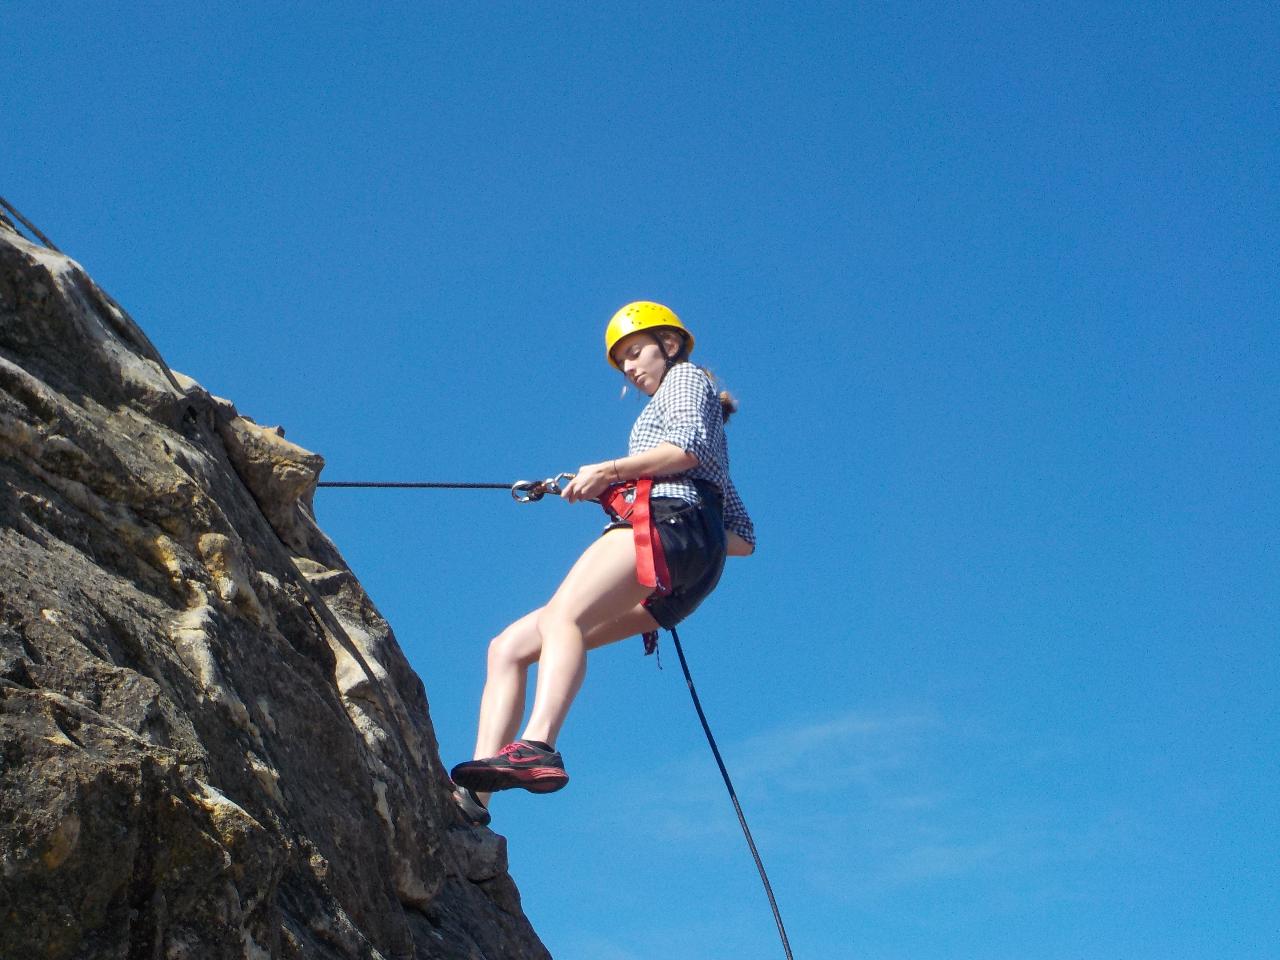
xmin=0 ymin=216 xmax=550 ymax=960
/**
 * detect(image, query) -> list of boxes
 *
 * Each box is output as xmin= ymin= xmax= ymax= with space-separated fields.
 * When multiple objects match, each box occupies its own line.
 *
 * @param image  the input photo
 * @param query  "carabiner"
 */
xmin=542 ymin=472 xmax=576 ymax=497
xmin=510 ymin=472 xmax=576 ymax=503
xmin=511 ymin=479 xmax=545 ymax=503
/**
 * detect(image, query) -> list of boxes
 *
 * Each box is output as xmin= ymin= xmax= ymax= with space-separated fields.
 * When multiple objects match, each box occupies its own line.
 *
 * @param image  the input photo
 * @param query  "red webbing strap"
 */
xmin=630 ymin=477 xmax=673 ymax=597
xmin=601 ymin=479 xmax=672 ymax=596
xmin=601 ymin=478 xmax=672 ymax=658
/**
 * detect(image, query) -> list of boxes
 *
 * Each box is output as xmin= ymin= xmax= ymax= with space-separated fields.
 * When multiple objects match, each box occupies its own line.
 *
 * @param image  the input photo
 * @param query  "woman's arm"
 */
xmin=611 ymin=443 xmax=698 ymax=482
xmin=726 ymin=531 xmax=755 ymax=557
xmin=561 ymin=442 xmax=697 ymax=503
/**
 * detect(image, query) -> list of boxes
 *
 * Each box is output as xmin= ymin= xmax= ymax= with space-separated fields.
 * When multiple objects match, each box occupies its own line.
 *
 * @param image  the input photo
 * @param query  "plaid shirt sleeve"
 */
xmin=650 ymin=362 xmax=720 ymax=463
xmin=633 ymin=363 xmax=756 ymax=546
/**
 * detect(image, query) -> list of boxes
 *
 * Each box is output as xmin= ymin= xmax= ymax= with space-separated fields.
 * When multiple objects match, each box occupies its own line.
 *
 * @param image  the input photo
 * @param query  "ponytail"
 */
xmin=718 ymin=390 xmax=738 ymax=424
xmin=700 ymin=364 xmax=738 ymax=424
xmin=691 ymin=363 xmax=742 ymax=424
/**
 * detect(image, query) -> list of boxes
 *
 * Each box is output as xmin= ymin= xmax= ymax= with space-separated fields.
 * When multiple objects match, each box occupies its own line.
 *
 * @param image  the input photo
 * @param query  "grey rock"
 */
xmin=0 ymin=221 xmax=551 ymax=960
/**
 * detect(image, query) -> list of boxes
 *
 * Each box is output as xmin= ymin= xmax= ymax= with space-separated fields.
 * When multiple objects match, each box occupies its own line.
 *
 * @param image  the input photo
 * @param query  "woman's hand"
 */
xmin=559 ymin=445 xmax=696 ymax=503
xmin=560 ymin=462 xmax=616 ymax=503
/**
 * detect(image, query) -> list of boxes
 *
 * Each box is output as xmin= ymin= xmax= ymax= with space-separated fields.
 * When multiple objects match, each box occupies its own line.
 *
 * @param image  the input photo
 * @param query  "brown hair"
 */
xmin=695 ymin=363 xmax=737 ymax=424
xmin=718 ymin=389 xmax=738 ymax=424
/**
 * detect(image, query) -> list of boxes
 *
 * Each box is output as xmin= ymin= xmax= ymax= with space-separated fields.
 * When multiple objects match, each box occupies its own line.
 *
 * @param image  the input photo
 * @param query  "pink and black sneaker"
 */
xmin=451 ymin=740 xmax=569 ymax=794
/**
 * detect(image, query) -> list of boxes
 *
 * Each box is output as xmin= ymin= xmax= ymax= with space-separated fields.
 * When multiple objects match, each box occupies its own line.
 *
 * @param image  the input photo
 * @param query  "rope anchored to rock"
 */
xmin=317 ymin=473 xmax=575 ymax=503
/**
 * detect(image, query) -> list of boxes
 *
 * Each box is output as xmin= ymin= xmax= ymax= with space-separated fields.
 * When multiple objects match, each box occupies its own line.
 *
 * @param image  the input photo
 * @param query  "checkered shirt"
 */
xmin=628 ymin=361 xmax=755 ymax=546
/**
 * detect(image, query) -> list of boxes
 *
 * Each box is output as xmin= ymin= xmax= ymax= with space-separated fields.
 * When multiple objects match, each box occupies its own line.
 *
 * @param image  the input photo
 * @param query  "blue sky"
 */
xmin=8 ymin=3 xmax=1278 ymax=958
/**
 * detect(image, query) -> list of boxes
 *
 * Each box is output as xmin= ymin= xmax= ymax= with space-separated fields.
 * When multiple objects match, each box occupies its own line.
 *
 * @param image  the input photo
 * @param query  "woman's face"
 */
xmin=612 ymin=330 xmax=678 ymax=395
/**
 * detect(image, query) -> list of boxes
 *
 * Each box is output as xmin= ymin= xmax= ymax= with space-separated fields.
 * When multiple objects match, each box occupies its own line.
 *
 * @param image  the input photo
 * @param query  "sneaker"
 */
xmin=451 ymin=781 xmax=491 ymax=827
xmin=450 ymin=740 xmax=570 ymax=795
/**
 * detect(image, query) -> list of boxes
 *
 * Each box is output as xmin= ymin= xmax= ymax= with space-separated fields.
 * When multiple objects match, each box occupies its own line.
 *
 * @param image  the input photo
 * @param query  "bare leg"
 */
xmin=472 ymin=610 xmax=542 ymax=762
xmin=468 ymin=602 xmax=658 ymax=805
xmin=521 ymin=528 xmax=654 ymax=746
xmin=474 ymin=603 xmax=662 ymax=758
xmin=462 ymin=529 xmax=660 ymax=804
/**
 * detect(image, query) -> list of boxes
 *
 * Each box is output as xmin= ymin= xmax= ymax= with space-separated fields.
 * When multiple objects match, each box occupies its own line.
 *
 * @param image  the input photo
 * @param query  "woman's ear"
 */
xmin=660 ymin=330 xmax=686 ymax=358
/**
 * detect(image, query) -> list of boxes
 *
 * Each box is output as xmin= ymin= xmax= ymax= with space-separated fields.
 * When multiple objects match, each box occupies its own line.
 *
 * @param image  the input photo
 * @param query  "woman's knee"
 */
xmin=487 ymin=613 xmax=543 ymax=669
xmin=534 ymin=604 xmax=577 ymax=642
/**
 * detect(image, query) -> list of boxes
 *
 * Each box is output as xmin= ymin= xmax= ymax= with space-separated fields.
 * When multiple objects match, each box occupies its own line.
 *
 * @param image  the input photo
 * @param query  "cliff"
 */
xmin=0 ymin=213 xmax=551 ymax=960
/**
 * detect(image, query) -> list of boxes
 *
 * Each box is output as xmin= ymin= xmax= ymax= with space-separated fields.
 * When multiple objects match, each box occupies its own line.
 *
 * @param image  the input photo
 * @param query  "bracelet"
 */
xmin=611 ymin=460 xmax=621 ymax=482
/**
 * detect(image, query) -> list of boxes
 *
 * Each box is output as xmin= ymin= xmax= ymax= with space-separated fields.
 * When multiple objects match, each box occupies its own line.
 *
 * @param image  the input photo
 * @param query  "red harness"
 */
xmin=600 ymin=477 xmax=673 ymax=598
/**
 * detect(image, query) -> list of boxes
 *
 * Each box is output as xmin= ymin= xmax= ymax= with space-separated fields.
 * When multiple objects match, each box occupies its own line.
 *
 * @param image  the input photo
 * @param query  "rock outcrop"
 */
xmin=0 ymin=214 xmax=550 ymax=960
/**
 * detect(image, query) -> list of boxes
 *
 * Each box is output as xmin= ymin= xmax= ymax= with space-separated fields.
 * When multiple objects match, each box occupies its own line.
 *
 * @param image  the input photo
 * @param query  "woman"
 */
xmin=450 ymin=301 xmax=755 ymax=826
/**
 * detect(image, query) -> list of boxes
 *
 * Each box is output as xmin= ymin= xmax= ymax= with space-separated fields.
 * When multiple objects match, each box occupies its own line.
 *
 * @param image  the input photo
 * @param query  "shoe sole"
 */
xmin=452 ymin=765 xmax=569 ymax=795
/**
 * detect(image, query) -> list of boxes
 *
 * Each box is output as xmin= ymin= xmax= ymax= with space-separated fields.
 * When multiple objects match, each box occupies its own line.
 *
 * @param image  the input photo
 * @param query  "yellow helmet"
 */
xmin=604 ymin=301 xmax=695 ymax=369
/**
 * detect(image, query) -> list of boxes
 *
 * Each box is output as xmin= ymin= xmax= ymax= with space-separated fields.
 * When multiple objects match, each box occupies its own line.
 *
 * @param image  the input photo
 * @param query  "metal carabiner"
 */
xmin=510 ymin=472 xmax=576 ymax=504
xmin=511 ymin=479 xmax=544 ymax=503
xmin=541 ymin=472 xmax=576 ymax=497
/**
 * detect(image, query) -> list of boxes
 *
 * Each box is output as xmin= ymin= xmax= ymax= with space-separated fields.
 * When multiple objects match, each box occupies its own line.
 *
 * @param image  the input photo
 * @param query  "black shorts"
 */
xmin=602 ymin=481 xmax=728 ymax=629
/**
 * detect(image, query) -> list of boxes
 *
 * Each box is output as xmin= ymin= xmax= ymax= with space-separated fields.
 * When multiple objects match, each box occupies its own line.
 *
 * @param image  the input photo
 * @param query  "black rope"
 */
xmin=317 ymin=481 xmax=511 ymax=489
xmin=669 ymin=626 xmax=795 ymax=959
xmin=306 ymin=481 xmax=788 ymax=946
xmin=0 ymin=196 xmax=62 ymax=252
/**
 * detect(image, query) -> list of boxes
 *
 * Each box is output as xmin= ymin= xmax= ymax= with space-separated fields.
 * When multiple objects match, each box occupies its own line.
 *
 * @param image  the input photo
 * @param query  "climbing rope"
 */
xmin=0 ymin=196 xmax=61 ymax=252
xmin=670 ymin=625 xmax=795 ymax=960
xmin=317 ymin=473 xmax=574 ymax=503
xmin=4 ymin=201 xmax=790 ymax=952
xmin=319 ymin=477 xmax=794 ymax=955
xmin=318 ymin=480 xmax=509 ymax=490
